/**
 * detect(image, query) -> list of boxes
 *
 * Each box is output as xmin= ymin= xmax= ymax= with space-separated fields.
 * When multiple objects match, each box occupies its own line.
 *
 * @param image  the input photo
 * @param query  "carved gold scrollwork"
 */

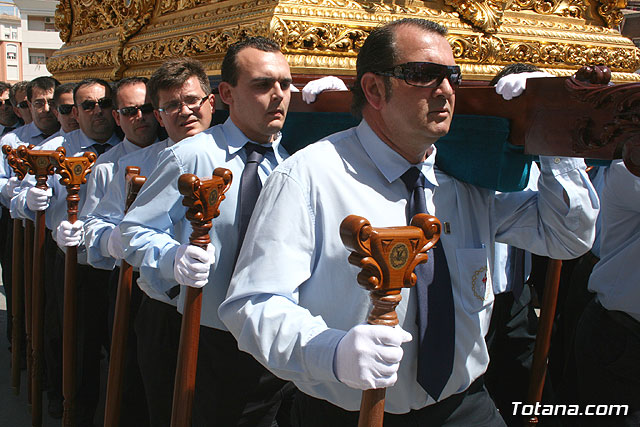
xmin=443 ymin=0 xmax=509 ymax=33
xmin=449 ymin=34 xmax=504 ymax=63
xmin=158 ymin=0 xmax=211 ymax=15
xmin=272 ymin=17 xmax=367 ymax=52
xmin=597 ymin=0 xmax=626 ymax=28
xmin=54 ymin=0 xmax=73 ymax=43
xmin=508 ymin=0 xmax=585 ymax=17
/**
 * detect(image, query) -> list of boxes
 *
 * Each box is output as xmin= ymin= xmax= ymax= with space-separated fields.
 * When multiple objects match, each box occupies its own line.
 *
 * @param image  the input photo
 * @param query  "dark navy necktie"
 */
xmin=91 ymin=143 xmax=108 ymax=156
xmin=400 ymin=167 xmax=455 ymax=401
xmin=238 ymin=143 xmax=272 ymax=244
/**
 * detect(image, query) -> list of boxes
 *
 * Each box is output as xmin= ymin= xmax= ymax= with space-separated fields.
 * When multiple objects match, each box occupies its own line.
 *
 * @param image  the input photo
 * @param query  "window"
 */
xmin=28 ymin=48 xmax=55 ymax=65
xmin=7 ymin=44 xmax=17 ymax=62
xmin=7 ymin=52 xmax=16 ymax=60
xmin=7 ymin=64 xmax=18 ymax=81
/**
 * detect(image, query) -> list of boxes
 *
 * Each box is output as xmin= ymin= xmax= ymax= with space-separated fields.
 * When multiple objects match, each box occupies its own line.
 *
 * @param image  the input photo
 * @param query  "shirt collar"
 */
xmin=356 ymin=119 xmax=438 ymax=187
xmin=77 ymin=130 xmax=121 ymax=150
xmin=121 ymin=137 xmax=146 ymax=155
xmin=221 ymin=117 xmax=285 ymax=163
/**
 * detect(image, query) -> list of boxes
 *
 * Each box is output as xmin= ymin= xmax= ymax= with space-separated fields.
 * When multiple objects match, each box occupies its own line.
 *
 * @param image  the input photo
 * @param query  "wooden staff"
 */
xmin=525 ymin=259 xmax=563 ymax=426
xmin=49 ymin=146 xmax=97 ymax=427
xmin=170 ymin=168 xmax=232 ymax=427
xmin=17 ymin=145 xmax=57 ymax=427
xmin=104 ymin=166 xmax=146 ymax=427
xmin=340 ymin=214 xmax=441 ymax=427
xmin=2 ymin=145 xmax=29 ymax=395
xmin=24 ymin=217 xmax=34 ymax=404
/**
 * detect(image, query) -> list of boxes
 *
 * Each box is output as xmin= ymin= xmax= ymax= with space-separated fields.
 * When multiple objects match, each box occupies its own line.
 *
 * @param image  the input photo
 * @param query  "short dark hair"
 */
xmin=9 ymin=81 xmax=28 ymax=106
xmin=489 ymin=63 xmax=541 ymax=86
xmin=53 ymin=82 xmax=76 ymax=104
xmin=0 ymin=81 xmax=10 ymax=96
xmin=27 ymin=76 xmax=60 ymax=101
xmin=221 ymin=37 xmax=282 ymax=86
xmin=113 ymin=77 xmax=149 ymax=109
xmin=147 ymin=58 xmax=210 ymax=108
xmin=73 ymin=78 xmax=113 ymax=105
xmin=351 ymin=18 xmax=448 ymax=117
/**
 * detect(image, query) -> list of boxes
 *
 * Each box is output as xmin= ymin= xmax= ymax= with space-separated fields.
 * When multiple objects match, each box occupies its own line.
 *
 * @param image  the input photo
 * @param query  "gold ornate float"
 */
xmin=48 ymin=0 xmax=640 ymax=82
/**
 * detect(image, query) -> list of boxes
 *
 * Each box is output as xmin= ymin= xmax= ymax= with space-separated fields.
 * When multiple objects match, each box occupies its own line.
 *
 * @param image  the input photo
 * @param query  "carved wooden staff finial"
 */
xmin=340 ymin=213 xmax=441 ymax=427
xmin=16 ymin=145 xmax=58 ymax=427
xmin=171 ymin=167 xmax=232 ymax=427
xmin=104 ymin=166 xmax=146 ymax=427
xmin=2 ymin=145 xmax=30 ymax=395
xmin=49 ymin=146 xmax=97 ymax=427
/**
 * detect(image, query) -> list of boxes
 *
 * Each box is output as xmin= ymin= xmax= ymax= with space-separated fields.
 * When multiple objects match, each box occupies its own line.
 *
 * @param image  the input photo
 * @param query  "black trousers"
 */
xmin=1 ymin=206 xmax=13 ymax=343
xmin=574 ymin=299 xmax=640 ymax=426
xmin=291 ymin=377 xmax=505 ymax=427
xmin=106 ymin=267 xmax=149 ymax=427
xmin=43 ymin=230 xmax=63 ymax=402
xmin=134 ymin=294 xmax=182 ymax=427
xmin=192 ymin=327 xmax=294 ymax=427
xmin=54 ymin=250 xmax=110 ymax=427
xmin=484 ymin=284 xmax=555 ymax=426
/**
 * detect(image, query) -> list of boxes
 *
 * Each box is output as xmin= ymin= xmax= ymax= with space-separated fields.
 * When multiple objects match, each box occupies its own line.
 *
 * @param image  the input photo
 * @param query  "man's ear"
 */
xmin=360 ymin=72 xmax=388 ymax=111
xmin=112 ymin=109 xmax=121 ymax=127
xmin=217 ymin=82 xmax=233 ymax=106
xmin=154 ymin=110 xmax=165 ymax=128
xmin=72 ymin=105 xmax=79 ymax=121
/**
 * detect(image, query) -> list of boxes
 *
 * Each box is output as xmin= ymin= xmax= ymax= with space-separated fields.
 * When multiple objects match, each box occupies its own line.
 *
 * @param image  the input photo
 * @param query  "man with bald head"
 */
xmin=219 ymin=18 xmax=598 ymax=426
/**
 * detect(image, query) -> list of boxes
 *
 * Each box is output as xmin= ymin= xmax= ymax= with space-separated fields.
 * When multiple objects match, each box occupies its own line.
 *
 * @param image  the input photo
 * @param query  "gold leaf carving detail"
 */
xmin=597 ymin=0 xmax=625 ymax=28
xmin=508 ymin=0 xmax=585 ymax=18
xmin=271 ymin=17 xmax=367 ymax=53
xmin=443 ymin=0 xmax=508 ymax=33
xmin=54 ymin=0 xmax=73 ymax=43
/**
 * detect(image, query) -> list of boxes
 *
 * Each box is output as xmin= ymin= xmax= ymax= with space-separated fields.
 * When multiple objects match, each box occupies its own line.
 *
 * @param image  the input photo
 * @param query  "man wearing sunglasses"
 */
xmin=0 ymin=81 xmax=20 ymax=135
xmin=120 ymin=39 xmax=294 ymax=426
xmin=218 ymin=18 xmax=598 ymax=426
xmin=49 ymin=83 xmax=80 ymax=137
xmin=10 ymin=81 xmax=33 ymax=125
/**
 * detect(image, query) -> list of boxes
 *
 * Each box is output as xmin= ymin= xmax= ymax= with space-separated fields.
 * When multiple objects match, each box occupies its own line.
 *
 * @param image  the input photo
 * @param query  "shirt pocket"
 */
xmin=455 ymin=247 xmax=494 ymax=313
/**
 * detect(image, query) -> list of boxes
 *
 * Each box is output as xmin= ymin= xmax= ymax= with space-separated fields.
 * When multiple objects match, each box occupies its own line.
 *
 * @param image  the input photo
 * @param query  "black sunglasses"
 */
xmin=57 ymin=104 xmax=74 ymax=115
xmin=16 ymin=100 xmax=29 ymax=109
xmin=0 ymin=99 xmax=11 ymax=107
xmin=79 ymin=98 xmax=113 ymax=111
xmin=375 ymin=62 xmax=462 ymax=89
xmin=117 ymin=103 xmax=154 ymax=117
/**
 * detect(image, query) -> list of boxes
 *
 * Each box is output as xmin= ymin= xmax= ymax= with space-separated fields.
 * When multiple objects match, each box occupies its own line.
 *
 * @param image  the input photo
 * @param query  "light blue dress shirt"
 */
xmin=10 ymin=129 xmax=121 ymax=251
xmin=120 ymin=118 xmax=288 ymax=319
xmin=219 ymin=119 xmax=598 ymax=414
xmin=83 ymin=138 xmax=168 ymax=271
xmin=588 ymin=160 xmax=640 ymax=321
xmin=0 ymin=122 xmax=50 ymax=207
xmin=492 ymin=163 xmax=540 ymax=294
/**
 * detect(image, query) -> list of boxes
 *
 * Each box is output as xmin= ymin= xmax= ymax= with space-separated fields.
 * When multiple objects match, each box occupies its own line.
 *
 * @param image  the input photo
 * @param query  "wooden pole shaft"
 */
xmin=31 ymin=209 xmax=46 ymax=427
xmin=62 ymin=183 xmax=81 ymax=427
xmin=11 ymin=218 xmax=24 ymax=395
xmin=526 ymin=259 xmax=563 ymax=426
xmin=24 ymin=219 xmax=34 ymax=405
xmin=103 ymin=259 xmax=134 ymax=427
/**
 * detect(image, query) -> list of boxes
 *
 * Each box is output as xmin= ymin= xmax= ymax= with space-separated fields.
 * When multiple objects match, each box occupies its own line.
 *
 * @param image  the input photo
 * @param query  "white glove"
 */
xmin=334 ymin=324 xmax=412 ymax=390
xmin=106 ymin=227 xmax=125 ymax=260
xmin=56 ymin=220 xmax=84 ymax=247
xmin=301 ymin=76 xmax=348 ymax=104
xmin=26 ymin=187 xmax=52 ymax=211
xmin=495 ymin=71 xmax=552 ymax=100
xmin=2 ymin=176 xmax=20 ymax=199
xmin=173 ymin=243 xmax=215 ymax=288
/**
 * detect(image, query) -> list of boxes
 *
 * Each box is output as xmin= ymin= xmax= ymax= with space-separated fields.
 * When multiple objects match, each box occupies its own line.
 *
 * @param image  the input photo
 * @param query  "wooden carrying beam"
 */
xmin=2 ymin=145 xmax=30 ymax=396
xmin=104 ymin=166 xmax=146 ymax=427
xmin=16 ymin=145 xmax=57 ymax=427
xmin=340 ymin=214 xmax=441 ymax=427
xmin=49 ymin=147 xmax=97 ymax=427
xmin=170 ymin=168 xmax=232 ymax=427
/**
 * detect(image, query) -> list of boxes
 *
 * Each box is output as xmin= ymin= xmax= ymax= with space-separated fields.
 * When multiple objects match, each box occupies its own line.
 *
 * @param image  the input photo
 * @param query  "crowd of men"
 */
xmin=0 ymin=17 xmax=638 ymax=427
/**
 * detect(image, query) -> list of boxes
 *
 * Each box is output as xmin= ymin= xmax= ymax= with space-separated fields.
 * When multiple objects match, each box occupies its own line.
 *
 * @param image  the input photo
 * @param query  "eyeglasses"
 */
xmin=32 ymin=98 xmax=55 ymax=109
xmin=79 ymin=97 xmax=113 ymax=111
xmin=117 ymin=103 xmax=154 ymax=117
xmin=16 ymin=100 xmax=28 ymax=109
xmin=157 ymin=95 xmax=209 ymax=115
xmin=57 ymin=104 xmax=73 ymax=115
xmin=375 ymin=62 xmax=462 ymax=89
